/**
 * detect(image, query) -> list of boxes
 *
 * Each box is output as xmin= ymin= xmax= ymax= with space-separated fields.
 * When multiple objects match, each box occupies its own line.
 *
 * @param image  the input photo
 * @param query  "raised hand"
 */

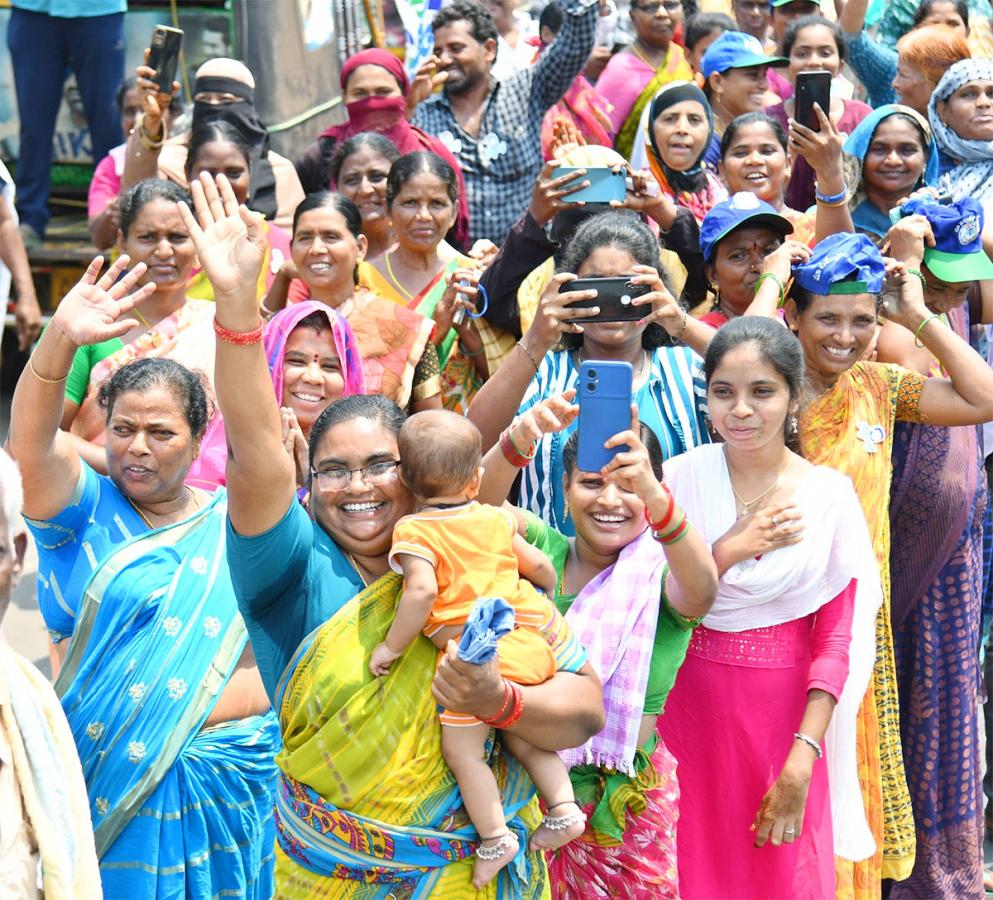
xmin=601 ymin=406 xmax=661 ymax=501
xmin=50 ymin=255 xmax=152 ymax=346
xmin=526 ymin=273 xmax=600 ymax=352
xmin=178 ymin=172 xmax=266 ymax=325
xmin=528 ymin=160 xmax=588 ymax=226
xmin=511 ymin=390 xmax=579 ymax=447
xmin=627 ymin=264 xmax=684 ymax=332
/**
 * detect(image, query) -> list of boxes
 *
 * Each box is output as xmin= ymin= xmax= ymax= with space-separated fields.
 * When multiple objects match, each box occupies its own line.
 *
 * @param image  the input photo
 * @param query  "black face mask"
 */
xmin=192 ymin=76 xmax=277 ymax=220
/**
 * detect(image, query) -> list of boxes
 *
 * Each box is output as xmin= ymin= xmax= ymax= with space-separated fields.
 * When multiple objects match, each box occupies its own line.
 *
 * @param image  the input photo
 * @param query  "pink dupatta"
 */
xmin=186 ymin=302 xmax=365 ymax=491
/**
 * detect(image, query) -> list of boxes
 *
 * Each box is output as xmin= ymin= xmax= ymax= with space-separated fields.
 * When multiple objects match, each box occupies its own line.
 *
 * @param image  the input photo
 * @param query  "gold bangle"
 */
xmin=28 ymin=355 xmax=70 ymax=384
xmin=138 ymin=122 xmax=164 ymax=151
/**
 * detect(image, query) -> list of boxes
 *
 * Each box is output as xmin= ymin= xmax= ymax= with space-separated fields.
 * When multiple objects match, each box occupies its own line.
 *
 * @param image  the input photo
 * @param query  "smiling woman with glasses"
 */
xmin=182 ymin=173 xmax=606 ymax=897
xmin=595 ymin=0 xmax=693 ymax=157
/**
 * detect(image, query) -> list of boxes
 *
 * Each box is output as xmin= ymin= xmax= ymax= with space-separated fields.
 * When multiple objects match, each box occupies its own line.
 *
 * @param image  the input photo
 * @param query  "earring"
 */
xmin=788 ymin=415 xmax=798 ymax=436
xmin=563 ymin=497 xmax=571 ymax=521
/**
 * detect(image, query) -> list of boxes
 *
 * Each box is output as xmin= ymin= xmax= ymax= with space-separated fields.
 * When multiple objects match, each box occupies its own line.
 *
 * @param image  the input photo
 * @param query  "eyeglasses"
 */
xmin=633 ymin=0 xmax=681 ymax=13
xmin=310 ymin=460 xmax=401 ymax=492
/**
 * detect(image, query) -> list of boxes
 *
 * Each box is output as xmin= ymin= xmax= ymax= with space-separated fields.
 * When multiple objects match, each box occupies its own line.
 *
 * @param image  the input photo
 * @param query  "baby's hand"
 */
xmin=370 ymin=642 xmax=402 ymax=677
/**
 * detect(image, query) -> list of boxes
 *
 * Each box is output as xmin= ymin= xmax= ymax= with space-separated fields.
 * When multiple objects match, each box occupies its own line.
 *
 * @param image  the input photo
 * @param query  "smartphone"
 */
xmin=556 ymin=167 xmax=627 ymax=205
xmin=567 ymin=276 xmax=651 ymax=323
xmin=147 ymin=25 xmax=184 ymax=94
xmin=794 ymin=71 xmax=832 ymax=132
xmin=577 ymin=360 xmax=633 ymax=473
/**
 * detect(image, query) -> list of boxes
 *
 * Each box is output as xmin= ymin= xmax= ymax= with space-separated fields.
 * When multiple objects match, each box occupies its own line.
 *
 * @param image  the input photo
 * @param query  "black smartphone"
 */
xmin=794 ymin=71 xmax=832 ymax=132
xmin=147 ymin=25 xmax=184 ymax=94
xmin=566 ymin=276 xmax=651 ymax=323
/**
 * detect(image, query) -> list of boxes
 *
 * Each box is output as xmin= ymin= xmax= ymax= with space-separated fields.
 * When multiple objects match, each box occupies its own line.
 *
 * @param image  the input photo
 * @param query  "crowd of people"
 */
xmin=6 ymin=0 xmax=993 ymax=896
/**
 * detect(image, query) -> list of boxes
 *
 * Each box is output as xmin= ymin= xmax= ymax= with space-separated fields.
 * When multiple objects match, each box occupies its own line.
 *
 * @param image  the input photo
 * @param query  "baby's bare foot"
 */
xmin=529 ymin=801 xmax=586 ymax=852
xmin=473 ymin=830 xmax=519 ymax=889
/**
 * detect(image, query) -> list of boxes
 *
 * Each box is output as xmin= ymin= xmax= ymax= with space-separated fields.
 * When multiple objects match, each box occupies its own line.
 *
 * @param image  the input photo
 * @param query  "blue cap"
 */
xmin=701 ymin=31 xmax=789 ymax=80
xmin=899 ymin=197 xmax=993 ymax=284
xmin=700 ymin=192 xmax=794 ymax=262
xmin=793 ymin=233 xmax=886 ymax=295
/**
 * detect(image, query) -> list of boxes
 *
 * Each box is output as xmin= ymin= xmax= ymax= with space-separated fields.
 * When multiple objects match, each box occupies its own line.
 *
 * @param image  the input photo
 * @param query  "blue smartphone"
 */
xmin=557 ymin=167 xmax=627 ymax=204
xmin=576 ymin=360 xmax=633 ymax=473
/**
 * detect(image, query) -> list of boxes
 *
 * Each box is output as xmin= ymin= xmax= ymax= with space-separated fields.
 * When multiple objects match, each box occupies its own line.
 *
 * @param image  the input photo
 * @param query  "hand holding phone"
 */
xmin=147 ymin=25 xmax=184 ymax=95
xmin=576 ymin=360 xmax=633 ymax=473
xmin=565 ymin=276 xmax=651 ymax=323
xmin=794 ymin=71 xmax=831 ymax=132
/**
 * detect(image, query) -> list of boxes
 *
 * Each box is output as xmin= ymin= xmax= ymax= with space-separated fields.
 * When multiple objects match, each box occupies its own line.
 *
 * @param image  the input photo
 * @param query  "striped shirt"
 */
xmin=413 ymin=0 xmax=598 ymax=245
xmin=517 ymin=346 xmax=710 ymax=534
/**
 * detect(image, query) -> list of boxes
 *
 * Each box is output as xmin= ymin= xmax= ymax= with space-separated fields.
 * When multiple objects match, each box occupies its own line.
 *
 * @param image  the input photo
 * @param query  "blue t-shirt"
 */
xmin=12 ymin=0 xmax=125 ymax=15
xmin=226 ymin=500 xmax=364 ymax=703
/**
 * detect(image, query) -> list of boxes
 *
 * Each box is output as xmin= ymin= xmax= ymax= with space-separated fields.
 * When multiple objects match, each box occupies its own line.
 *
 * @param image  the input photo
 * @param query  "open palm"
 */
xmin=179 ymin=172 xmax=266 ymax=304
xmin=51 ymin=255 xmax=153 ymax=346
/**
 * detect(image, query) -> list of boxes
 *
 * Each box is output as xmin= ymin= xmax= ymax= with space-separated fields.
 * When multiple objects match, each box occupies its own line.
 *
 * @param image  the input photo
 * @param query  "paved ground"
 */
xmin=3 ymin=537 xmax=49 ymax=677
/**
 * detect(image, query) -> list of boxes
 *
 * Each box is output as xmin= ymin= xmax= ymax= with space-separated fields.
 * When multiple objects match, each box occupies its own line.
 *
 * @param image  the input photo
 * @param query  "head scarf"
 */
xmin=318 ymin=49 xmax=471 ymax=250
xmin=186 ymin=302 xmax=366 ymax=491
xmin=929 ymin=59 xmax=993 ymax=201
xmin=646 ymin=81 xmax=714 ymax=194
xmin=192 ymin=60 xmax=277 ymax=219
xmin=844 ymin=104 xmax=941 ymax=193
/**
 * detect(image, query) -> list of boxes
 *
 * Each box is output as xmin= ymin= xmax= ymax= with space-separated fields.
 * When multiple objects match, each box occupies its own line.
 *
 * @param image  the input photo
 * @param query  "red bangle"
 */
xmin=644 ymin=484 xmax=676 ymax=531
xmin=484 ymin=682 xmax=524 ymax=729
xmin=658 ymin=515 xmax=689 ymax=544
xmin=482 ymin=680 xmax=513 ymax=726
xmin=214 ymin=317 xmax=265 ymax=345
xmin=499 ymin=427 xmax=535 ymax=468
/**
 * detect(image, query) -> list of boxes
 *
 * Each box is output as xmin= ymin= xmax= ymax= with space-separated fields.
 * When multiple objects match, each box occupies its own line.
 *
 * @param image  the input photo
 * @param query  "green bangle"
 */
xmin=906 ymin=268 xmax=927 ymax=290
xmin=913 ymin=312 xmax=945 ymax=348
xmin=507 ymin=424 xmax=537 ymax=460
xmin=461 ymin=344 xmax=485 ymax=357
xmin=754 ymin=272 xmax=786 ymax=308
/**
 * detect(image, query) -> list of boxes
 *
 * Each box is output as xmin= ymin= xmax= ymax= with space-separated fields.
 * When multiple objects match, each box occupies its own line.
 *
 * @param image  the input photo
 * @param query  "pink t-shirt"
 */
xmin=87 ymin=144 xmax=126 ymax=219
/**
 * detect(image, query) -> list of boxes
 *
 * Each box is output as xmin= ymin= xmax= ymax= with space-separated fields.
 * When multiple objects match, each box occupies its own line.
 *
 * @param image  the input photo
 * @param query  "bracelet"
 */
xmin=499 ymin=427 xmax=536 ymax=468
xmin=913 ymin=312 xmax=944 ymax=348
xmin=674 ymin=307 xmax=688 ymax=342
xmin=754 ymin=272 xmax=786 ymax=308
xmin=27 ymin=355 xmax=70 ymax=384
xmin=214 ymin=317 xmax=265 ymax=346
xmin=644 ymin=484 xmax=676 ymax=531
xmin=138 ymin=122 xmax=164 ymax=151
xmin=906 ymin=268 xmax=927 ymax=290
xmin=485 ymin=682 xmax=524 ymax=729
xmin=461 ymin=343 xmax=486 ymax=357
xmin=482 ymin=680 xmax=514 ymax=726
xmin=515 ymin=340 xmax=540 ymax=374
xmin=794 ymin=731 xmax=823 ymax=759
xmin=814 ymin=185 xmax=847 ymax=206
xmin=507 ymin=425 xmax=537 ymax=460
xmin=654 ymin=510 xmax=689 ymax=545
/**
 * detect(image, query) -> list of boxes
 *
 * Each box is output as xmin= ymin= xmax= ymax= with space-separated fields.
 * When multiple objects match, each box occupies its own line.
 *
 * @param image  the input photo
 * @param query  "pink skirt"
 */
xmin=547 ymin=741 xmax=680 ymax=898
xmin=660 ymin=621 xmax=835 ymax=899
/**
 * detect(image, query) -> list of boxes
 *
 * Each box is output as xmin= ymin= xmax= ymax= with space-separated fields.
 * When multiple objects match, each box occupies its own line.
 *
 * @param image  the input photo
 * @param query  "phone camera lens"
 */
xmin=587 ymin=382 xmax=596 ymax=393
xmin=587 ymin=368 xmax=597 ymax=379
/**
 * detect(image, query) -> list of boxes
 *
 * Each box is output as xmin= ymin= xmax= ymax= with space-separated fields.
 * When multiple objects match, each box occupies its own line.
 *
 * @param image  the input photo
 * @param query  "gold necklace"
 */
xmin=383 ymin=251 xmax=415 ymax=301
xmin=128 ymin=487 xmax=200 ymax=529
xmin=631 ymin=39 xmax=663 ymax=70
xmin=725 ymin=450 xmax=790 ymax=518
xmin=346 ymin=551 xmax=370 ymax=587
xmin=132 ymin=305 xmax=153 ymax=330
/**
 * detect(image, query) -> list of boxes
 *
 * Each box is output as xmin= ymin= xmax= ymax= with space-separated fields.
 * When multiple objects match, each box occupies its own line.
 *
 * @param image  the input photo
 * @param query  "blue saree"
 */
xmin=27 ymin=464 xmax=279 ymax=899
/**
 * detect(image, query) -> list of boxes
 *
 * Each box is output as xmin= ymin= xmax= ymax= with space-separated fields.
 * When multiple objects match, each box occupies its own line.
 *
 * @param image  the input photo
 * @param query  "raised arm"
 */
xmin=743 ymin=240 xmax=813 ymax=321
xmin=838 ymin=0 xmax=869 ymax=33
xmin=7 ymin=256 xmax=150 ymax=519
xmin=468 ymin=273 xmax=598 ymax=450
xmin=787 ymin=106 xmax=855 ymax=243
xmin=532 ymin=0 xmax=599 ymax=111
xmin=121 ymin=61 xmax=180 ymax=192
xmin=178 ymin=173 xmax=296 ymax=535
xmin=882 ymin=246 xmax=993 ymax=426
xmin=601 ymin=407 xmax=718 ymax=620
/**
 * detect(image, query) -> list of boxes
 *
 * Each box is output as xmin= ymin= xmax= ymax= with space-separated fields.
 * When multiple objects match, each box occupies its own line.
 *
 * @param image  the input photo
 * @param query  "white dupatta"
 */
xmin=666 ymin=443 xmax=882 ymax=862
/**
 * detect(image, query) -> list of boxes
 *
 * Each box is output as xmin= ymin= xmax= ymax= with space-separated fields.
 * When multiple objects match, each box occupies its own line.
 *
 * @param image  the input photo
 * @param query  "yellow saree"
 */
xmin=274 ymin=573 xmax=550 ymax=899
xmin=800 ymin=362 xmax=925 ymax=894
